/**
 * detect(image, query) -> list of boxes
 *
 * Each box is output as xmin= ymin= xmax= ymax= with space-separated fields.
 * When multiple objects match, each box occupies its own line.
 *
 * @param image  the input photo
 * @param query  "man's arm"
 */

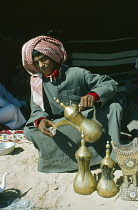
xmin=84 ymin=70 xmax=118 ymax=106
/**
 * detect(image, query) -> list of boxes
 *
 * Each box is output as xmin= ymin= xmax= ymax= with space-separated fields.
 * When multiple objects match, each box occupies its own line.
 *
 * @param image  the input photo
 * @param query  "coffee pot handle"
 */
xmin=93 ymin=105 xmax=96 ymax=120
xmin=78 ymin=104 xmax=96 ymax=120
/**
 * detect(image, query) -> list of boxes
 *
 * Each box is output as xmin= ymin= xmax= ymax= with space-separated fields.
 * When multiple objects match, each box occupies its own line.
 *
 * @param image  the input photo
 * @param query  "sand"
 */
xmin=0 ymin=141 xmax=138 ymax=210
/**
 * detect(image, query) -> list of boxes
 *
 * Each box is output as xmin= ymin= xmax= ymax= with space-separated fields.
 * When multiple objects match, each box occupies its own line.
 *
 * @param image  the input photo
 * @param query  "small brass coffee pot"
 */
xmin=73 ymin=131 xmax=96 ymax=195
xmin=52 ymin=98 xmax=103 ymax=143
xmin=97 ymin=141 xmax=118 ymax=198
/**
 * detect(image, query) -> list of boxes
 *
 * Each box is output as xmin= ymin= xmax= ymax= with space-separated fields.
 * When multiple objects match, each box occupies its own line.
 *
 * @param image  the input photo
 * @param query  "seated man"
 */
xmin=0 ymin=82 xmax=28 ymax=130
xmin=22 ymin=35 xmax=123 ymax=173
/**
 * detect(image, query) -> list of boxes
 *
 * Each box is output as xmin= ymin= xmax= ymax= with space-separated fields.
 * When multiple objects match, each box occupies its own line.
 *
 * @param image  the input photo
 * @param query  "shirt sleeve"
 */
xmin=34 ymin=117 xmax=46 ymax=127
xmin=86 ymin=92 xmax=100 ymax=102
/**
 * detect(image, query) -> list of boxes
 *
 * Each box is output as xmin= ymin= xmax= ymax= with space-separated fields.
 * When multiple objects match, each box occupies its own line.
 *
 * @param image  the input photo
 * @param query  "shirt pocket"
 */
xmin=61 ymin=87 xmax=81 ymax=105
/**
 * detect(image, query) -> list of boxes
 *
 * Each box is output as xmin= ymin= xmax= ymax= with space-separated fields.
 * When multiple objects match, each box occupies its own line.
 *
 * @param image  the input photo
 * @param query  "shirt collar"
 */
xmin=44 ymin=65 xmax=60 ymax=82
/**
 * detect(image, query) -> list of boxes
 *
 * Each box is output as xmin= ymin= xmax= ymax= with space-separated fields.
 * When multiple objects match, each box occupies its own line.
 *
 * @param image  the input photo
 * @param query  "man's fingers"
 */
xmin=47 ymin=121 xmax=55 ymax=127
xmin=87 ymin=96 xmax=93 ymax=107
xmin=38 ymin=126 xmax=53 ymax=137
xmin=43 ymin=128 xmax=53 ymax=137
xmin=80 ymin=97 xmax=88 ymax=107
xmin=80 ymin=95 xmax=94 ymax=107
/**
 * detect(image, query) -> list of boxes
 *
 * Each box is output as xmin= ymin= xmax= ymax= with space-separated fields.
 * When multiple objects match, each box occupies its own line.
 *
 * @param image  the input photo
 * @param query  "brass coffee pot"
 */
xmin=97 ymin=141 xmax=118 ymax=198
xmin=52 ymin=98 xmax=103 ymax=143
xmin=73 ymin=131 xmax=96 ymax=195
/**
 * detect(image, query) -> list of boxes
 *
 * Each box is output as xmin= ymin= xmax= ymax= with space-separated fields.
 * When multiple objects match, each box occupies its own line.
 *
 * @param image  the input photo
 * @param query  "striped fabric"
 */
xmin=30 ymin=75 xmax=44 ymax=111
xmin=67 ymin=36 xmax=138 ymax=88
xmin=67 ymin=36 xmax=138 ymax=108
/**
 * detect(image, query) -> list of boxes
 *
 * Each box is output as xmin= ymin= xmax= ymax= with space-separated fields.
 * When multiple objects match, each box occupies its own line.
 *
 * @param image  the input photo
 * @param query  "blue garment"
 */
xmin=0 ymin=83 xmax=26 ymax=129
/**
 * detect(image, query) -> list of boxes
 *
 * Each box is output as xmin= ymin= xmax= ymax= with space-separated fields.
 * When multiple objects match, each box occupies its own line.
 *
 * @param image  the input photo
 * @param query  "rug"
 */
xmin=0 ymin=130 xmax=31 ymax=143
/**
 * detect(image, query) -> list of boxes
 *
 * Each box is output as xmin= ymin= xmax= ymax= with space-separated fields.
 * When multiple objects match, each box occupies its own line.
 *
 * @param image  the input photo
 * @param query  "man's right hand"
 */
xmin=38 ymin=119 xmax=55 ymax=137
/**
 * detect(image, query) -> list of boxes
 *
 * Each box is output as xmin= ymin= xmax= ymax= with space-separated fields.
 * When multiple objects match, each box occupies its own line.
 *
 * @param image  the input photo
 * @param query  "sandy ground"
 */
xmin=0 ymin=142 xmax=138 ymax=210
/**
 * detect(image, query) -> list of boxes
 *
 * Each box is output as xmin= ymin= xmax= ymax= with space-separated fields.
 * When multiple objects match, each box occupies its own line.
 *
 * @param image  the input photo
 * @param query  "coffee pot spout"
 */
xmin=0 ymin=172 xmax=9 ymax=193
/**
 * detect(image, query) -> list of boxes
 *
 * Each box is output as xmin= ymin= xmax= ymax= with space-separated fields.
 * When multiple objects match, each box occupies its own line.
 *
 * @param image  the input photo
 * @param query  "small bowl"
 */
xmin=0 ymin=142 xmax=16 ymax=155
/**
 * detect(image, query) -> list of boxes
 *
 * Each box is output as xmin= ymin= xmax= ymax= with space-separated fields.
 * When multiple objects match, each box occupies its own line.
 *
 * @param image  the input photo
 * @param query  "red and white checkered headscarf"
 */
xmin=22 ymin=35 xmax=67 ymax=110
xmin=22 ymin=35 xmax=67 ymax=74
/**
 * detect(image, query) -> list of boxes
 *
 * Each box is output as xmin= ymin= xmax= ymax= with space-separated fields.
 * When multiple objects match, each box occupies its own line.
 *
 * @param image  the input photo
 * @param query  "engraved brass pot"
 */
xmin=53 ymin=98 xmax=103 ymax=143
xmin=97 ymin=141 xmax=118 ymax=198
xmin=73 ymin=132 xmax=96 ymax=195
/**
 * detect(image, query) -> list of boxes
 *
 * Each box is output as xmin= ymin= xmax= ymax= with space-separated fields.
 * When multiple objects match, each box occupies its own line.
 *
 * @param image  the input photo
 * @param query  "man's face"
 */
xmin=33 ymin=54 xmax=58 ymax=76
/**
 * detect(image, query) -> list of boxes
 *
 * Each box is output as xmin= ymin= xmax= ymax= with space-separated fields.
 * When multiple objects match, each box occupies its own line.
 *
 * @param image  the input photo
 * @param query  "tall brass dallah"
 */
xmin=97 ymin=141 xmax=118 ymax=198
xmin=52 ymin=98 xmax=103 ymax=143
xmin=73 ymin=131 xmax=96 ymax=195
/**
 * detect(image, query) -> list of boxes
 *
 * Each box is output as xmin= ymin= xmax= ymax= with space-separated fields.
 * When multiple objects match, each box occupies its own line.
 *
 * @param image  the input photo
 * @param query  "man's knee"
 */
xmin=109 ymin=102 xmax=123 ymax=113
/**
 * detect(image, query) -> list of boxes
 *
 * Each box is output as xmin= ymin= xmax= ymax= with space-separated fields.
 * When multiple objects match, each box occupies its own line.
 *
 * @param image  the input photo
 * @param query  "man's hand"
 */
xmin=78 ymin=95 xmax=96 ymax=109
xmin=38 ymin=119 xmax=55 ymax=137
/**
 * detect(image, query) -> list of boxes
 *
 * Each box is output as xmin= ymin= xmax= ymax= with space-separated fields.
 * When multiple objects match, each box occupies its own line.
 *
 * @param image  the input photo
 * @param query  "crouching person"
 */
xmin=22 ymin=35 xmax=123 ymax=173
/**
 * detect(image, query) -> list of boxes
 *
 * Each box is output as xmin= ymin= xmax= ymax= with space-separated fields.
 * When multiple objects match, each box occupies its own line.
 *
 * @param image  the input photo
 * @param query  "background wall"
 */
xmin=0 ymin=0 xmax=138 ymax=41
xmin=0 ymin=0 xmax=138 ymax=94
